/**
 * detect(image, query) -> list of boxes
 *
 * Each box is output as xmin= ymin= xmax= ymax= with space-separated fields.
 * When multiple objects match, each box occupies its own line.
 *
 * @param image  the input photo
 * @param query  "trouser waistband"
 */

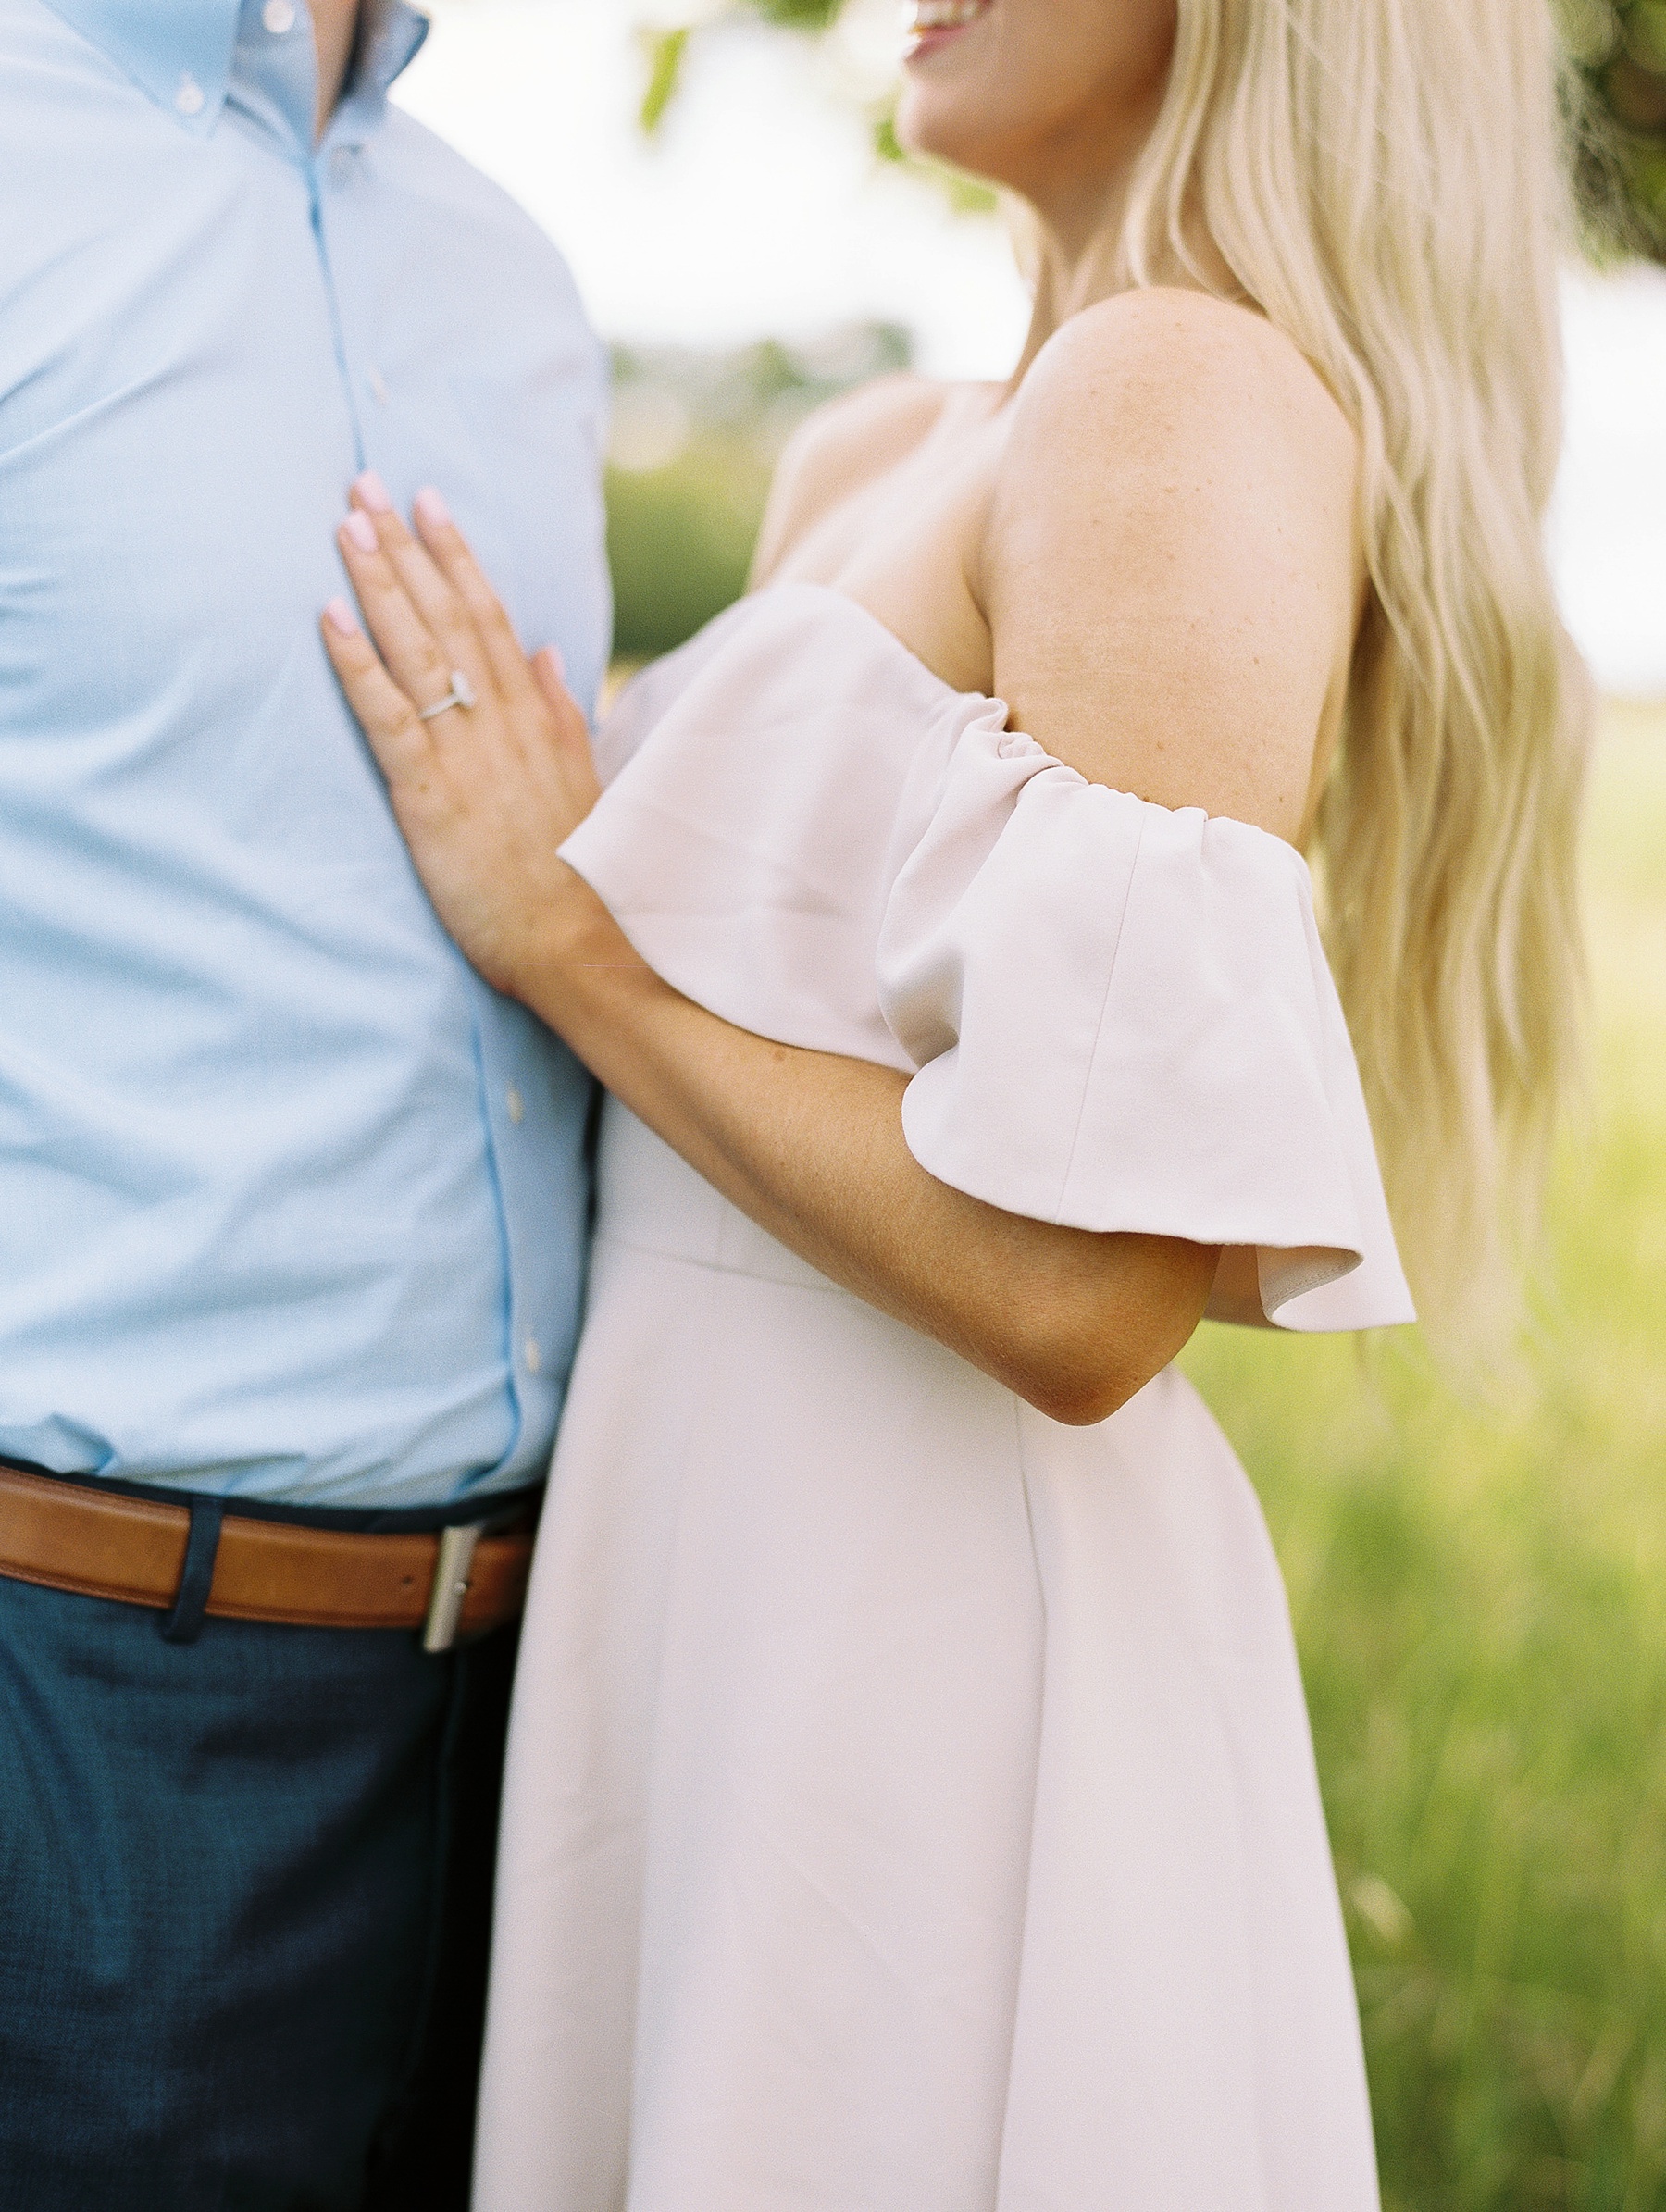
xmin=0 ymin=1459 xmax=541 ymax=1650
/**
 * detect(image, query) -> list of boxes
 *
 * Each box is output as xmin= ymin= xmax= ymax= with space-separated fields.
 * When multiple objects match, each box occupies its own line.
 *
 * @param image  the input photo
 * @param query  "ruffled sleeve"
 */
xmin=876 ymin=720 xmax=1414 ymax=1332
xmin=560 ymin=585 xmax=1412 ymax=1335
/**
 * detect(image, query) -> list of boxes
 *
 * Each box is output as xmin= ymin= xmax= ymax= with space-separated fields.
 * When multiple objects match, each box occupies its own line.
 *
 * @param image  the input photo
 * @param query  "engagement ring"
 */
xmin=417 ymin=670 xmax=478 ymax=720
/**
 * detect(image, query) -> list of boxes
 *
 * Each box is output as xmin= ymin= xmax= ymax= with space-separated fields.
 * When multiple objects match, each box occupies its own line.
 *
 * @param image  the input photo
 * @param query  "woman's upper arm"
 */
xmin=981 ymin=290 xmax=1361 ymax=842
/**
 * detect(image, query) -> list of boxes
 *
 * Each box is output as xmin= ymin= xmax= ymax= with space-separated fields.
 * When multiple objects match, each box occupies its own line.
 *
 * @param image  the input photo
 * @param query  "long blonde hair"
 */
xmin=1104 ymin=0 xmax=1592 ymax=1340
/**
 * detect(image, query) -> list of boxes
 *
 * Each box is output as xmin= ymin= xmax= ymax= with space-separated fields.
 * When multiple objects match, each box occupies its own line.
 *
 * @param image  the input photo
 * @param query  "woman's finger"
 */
xmin=531 ymin=647 xmax=603 ymax=813
xmin=319 ymin=597 xmax=435 ymax=785
xmin=412 ymin=490 xmax=536 ymax=697
xmin=530 ymin=646 xmax=569 ymax=719
xmin=337 ymin=510 xmax=460 ymax=719
xmin=531 ymin=646 xmax=591 ymax=743
xmin=350 ymin=474 xmax=485 ymax=681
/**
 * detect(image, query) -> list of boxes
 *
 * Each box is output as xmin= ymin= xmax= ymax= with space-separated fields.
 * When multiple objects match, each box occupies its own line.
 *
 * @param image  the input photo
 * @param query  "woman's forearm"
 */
xmin=524 ymin=872 xmax=1216 ymax=1424
xmin=310 ymin=506 xmax=1216 ymax=1420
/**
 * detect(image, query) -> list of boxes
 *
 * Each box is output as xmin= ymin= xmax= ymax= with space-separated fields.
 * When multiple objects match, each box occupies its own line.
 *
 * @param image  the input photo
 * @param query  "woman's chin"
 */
xmin=892 ymin=91 xmax=998 ymax=184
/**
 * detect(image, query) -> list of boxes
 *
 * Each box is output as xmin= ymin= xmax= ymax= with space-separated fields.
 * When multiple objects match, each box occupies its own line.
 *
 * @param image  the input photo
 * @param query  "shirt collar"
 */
xmin=39 ymin=0 xmax=429 ymax=140
xmin=330 ymin=0 xmax=429 ymax=149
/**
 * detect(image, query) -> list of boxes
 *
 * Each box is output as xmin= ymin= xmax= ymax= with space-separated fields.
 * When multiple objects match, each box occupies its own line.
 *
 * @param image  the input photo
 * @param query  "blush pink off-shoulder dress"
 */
xmin=473 ymin=585 xmax=1411 ymax=2212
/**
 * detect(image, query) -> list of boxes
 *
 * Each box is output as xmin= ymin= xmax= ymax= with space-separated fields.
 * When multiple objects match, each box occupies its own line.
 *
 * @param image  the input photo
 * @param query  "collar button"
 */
xmin=263 ymin=0 xmax=297 ymax=31
xmin=174 ymin=72 xmax=205 ymax=117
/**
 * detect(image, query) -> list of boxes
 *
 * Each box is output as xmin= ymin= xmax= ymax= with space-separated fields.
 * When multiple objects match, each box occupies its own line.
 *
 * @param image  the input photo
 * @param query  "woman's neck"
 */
xmin=1006 ymin=155 xmax=1238 ymax=389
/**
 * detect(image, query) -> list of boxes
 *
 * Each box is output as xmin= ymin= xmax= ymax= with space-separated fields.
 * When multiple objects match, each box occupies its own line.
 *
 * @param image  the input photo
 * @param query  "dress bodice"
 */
xmin=563 ymin=583 xmax=1413 ymax=1334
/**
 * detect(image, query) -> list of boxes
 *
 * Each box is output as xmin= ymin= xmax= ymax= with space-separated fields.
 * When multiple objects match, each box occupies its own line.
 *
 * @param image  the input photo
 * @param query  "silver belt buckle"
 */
xmin=421 ymin=1522 xmax=484 ymax=1654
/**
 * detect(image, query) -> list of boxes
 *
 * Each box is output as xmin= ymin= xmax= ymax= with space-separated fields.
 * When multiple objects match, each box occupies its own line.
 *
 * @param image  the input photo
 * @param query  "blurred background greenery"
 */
xmin=1562 ymin=0 xmax=1666 ymax=254
xmin=607 ymin=321 xmax=909 ymax=659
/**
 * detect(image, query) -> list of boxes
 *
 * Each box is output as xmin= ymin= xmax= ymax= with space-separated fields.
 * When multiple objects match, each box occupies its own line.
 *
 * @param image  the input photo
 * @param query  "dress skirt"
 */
xmin=471 ymin=1101 xmax=1382 ymax=2212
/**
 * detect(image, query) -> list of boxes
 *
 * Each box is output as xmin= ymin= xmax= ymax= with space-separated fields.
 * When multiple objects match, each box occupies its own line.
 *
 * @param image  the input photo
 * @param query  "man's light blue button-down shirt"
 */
xmin=0 ymin=0 xmax=611 ymax=1505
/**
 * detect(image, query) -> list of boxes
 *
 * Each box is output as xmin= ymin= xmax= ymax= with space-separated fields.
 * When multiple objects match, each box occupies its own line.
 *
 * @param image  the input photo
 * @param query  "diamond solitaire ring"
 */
xmin=416 ymin=669 xmax=478 ymax=720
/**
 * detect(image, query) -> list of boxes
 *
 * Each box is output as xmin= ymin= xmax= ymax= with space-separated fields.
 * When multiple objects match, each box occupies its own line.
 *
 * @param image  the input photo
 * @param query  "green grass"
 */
xmin=1180 ymin=705 xmax=1666 ymax=2210
xmin=607 ymin=437 xmax=773 ymax=663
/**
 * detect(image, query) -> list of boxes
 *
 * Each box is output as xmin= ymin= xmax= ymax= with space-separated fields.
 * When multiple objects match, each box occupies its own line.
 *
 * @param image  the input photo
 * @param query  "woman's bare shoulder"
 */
xmin=750 ymin=373 xmax=958 ymax=584
xmin=984 ymin=288 xmax=1362 ymax=839
xmin=1002 ymin=285 xmax=1358 ymax=508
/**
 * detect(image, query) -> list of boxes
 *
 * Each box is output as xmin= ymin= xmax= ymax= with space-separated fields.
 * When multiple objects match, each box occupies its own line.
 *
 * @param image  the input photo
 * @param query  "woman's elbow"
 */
xmin=1001 ymin=1239 xmax=1219 ymax=1429
xmin=1022 ymin=1370 xmax=1139 ymax=1429
xmin=1016 ymin=1342 xmax=1159 ymax=1428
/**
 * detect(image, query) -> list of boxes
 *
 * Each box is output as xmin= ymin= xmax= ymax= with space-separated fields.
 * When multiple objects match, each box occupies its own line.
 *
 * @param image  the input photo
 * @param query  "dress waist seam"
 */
xmin=591 ymin=1227 xmax=848 ymax=1298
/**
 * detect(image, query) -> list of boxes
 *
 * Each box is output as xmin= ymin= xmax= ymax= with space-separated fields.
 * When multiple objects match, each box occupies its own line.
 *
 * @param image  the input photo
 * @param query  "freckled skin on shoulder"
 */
xmin=981 ymin=289 xmax=1362 ymax=844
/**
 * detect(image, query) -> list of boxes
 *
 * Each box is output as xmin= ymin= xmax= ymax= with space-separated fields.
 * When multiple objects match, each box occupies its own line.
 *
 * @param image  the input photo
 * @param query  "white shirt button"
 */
xmin=329 ymin=147 xmax=356 ymax=186
xmin=505 ymin=1085 xmax=525 ymax=1125
xmin=523 ymin=1336 xmax=542 ymax=1375
xmin=262 ymin=0 xmax=296 ymax=31
xmin=174 ymin=73 xmax=205 ymax=116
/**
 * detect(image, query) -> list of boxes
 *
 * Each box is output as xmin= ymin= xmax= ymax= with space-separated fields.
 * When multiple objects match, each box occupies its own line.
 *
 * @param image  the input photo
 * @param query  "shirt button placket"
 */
xmin=306 ymin=129 xmax=367 ymax=474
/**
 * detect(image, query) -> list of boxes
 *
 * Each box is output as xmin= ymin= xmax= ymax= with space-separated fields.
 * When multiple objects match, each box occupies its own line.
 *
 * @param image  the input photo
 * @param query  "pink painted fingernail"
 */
xmin=324 ymin=597 xmax=361 ymax=637
xmin=354 ymin=469 xmax=393 ymax=513
xmin=342 ymin=508 xmax=379 ymax=553
xmin=415 ymin=486 xmax=452 ymax=529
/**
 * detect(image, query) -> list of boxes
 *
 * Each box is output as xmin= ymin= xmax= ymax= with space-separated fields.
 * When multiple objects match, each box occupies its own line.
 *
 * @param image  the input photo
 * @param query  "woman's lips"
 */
xmin=902 ymin=0 xmax=992 ymax=62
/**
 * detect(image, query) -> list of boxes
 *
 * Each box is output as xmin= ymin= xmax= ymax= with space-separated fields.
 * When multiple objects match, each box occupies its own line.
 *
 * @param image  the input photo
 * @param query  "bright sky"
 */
xmin=397 ymin=0 xmax=1666 ymax=697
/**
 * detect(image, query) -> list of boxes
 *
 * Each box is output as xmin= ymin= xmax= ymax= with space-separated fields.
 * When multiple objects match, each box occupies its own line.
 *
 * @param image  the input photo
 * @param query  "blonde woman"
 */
xmin=320 ymin=0 xmax=1586 ymax=2200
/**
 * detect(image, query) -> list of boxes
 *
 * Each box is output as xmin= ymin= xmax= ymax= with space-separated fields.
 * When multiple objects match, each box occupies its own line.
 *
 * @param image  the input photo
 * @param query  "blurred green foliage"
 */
xmin=636 ymin=23 xmax=690 ymax=132
xmin=1561 ymin=0 xmax=1666 ymax=256
xmin=745 ymin=0 xmax=843 ymax=23
xmin=606 ymin=441 xmax=765 ymax=665
xmin=633 ymin=6 xmax=995 ymax=217
xmin=605 ymin=323 xmax=910 ymax=661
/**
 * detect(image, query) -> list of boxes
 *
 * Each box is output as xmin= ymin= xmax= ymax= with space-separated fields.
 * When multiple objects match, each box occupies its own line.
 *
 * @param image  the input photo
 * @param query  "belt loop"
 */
xmin=160 ymin=1497 xmax=226 ymax=1645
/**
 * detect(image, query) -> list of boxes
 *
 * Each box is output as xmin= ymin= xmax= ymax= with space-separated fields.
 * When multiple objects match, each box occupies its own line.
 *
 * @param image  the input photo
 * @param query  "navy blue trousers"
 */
xmin=0 ymin=1497 xmax=523 ymax=2212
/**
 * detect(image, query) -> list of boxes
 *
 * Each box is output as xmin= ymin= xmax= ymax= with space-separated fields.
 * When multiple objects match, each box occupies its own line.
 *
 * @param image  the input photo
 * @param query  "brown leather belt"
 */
xmin=0 ymin=1461 xmax=537 ymax=1651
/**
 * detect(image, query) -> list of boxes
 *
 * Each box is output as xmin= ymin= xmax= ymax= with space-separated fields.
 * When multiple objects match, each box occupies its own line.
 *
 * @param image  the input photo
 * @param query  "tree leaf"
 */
xmin=638 ymin=25 xmax=691 ymax=135
xmin=745 ymin=0 xmax=847 ymax=27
